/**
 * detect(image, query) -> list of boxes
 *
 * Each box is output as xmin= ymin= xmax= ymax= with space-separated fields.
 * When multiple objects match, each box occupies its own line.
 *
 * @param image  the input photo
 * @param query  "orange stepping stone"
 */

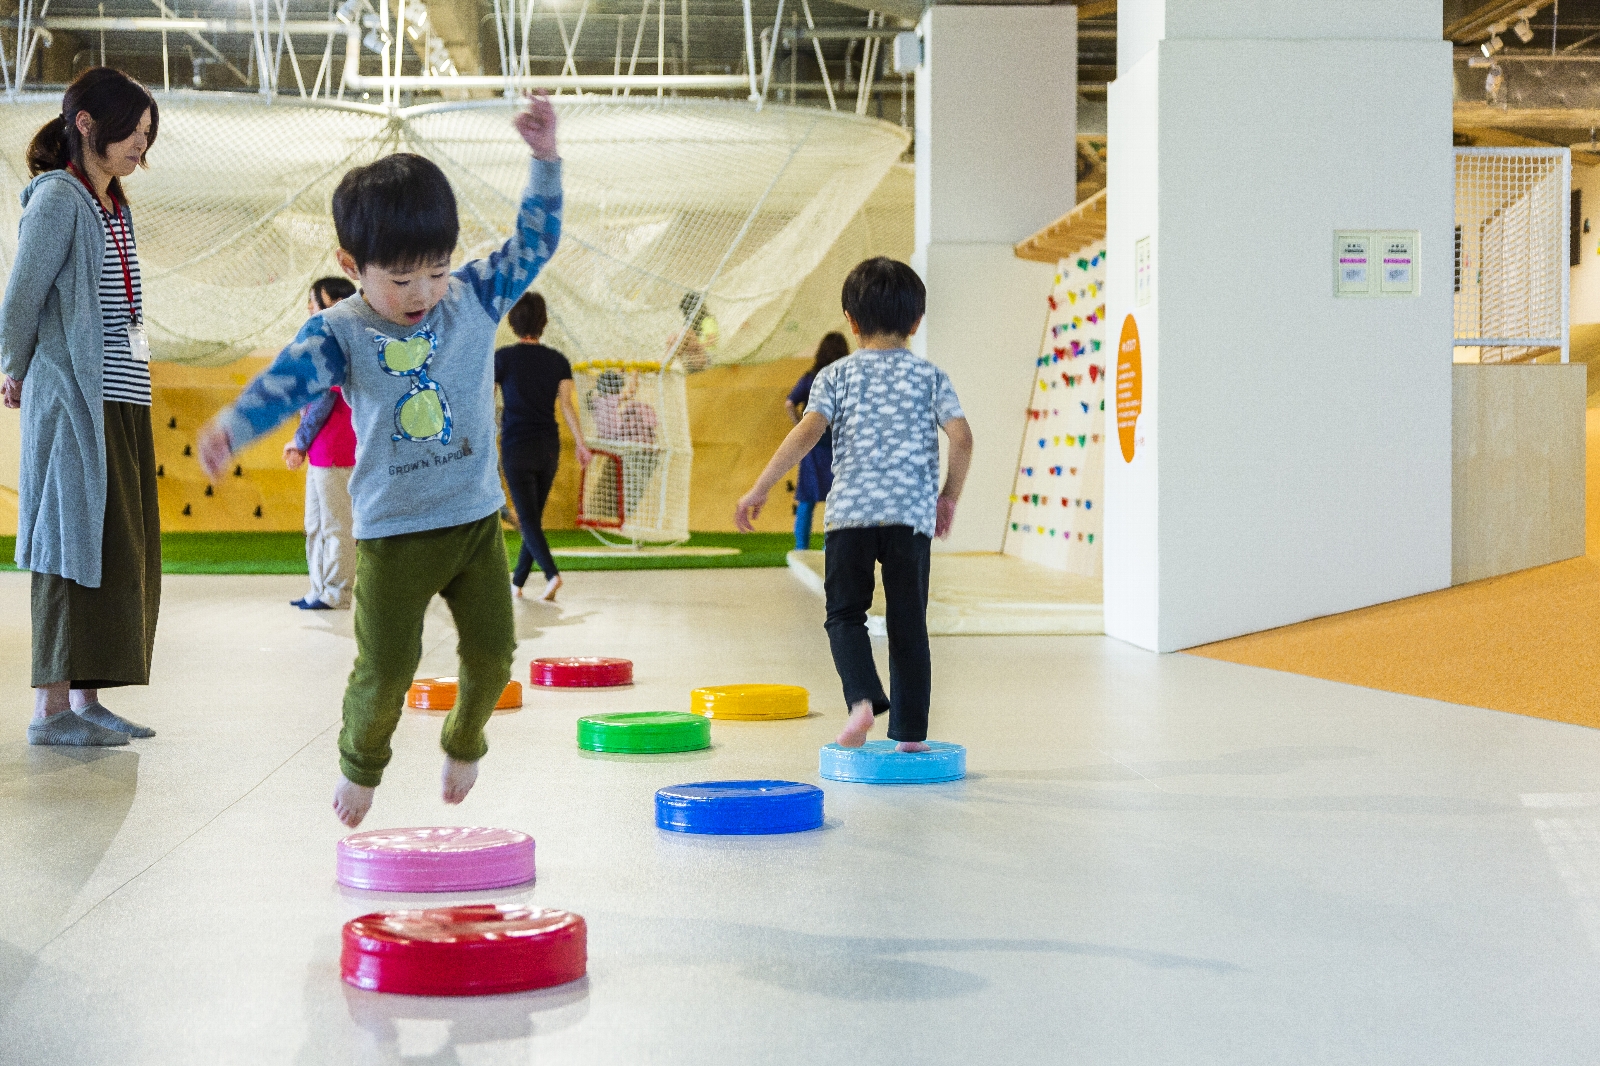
xmin=406 ymin=677 xmax=523 ymax=712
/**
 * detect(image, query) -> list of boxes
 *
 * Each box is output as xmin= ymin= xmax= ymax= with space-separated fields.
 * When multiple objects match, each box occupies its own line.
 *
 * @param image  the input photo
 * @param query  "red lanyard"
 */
xmin=67 ymin=163 xmax=138 ymax=324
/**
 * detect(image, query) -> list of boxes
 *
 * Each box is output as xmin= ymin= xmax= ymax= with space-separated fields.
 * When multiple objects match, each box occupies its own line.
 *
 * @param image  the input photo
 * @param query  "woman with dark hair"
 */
xmin=495 ymin=291 xmax=589 ymax=601
xmin=786 ymin=331 xmax=850 ymax=550
xmin=0 ymin=68 xmax=162 ymax=746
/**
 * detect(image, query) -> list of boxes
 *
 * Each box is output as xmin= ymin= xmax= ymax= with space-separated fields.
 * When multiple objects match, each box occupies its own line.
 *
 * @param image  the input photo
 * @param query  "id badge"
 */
xmin=128 ymin=321 xmax=150 ymax=364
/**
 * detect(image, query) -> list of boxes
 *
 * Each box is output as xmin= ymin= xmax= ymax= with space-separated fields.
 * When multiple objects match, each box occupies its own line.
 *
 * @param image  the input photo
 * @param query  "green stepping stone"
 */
xmin=576 ymin=712 xmax=711 ymax=754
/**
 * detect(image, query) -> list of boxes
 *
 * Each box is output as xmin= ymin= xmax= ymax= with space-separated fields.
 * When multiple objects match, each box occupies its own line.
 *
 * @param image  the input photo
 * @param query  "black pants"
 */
xmin=823 ymin=525 xmax=932 ymax=742
xmin=504 ymin=465 xmax=558 ymax=586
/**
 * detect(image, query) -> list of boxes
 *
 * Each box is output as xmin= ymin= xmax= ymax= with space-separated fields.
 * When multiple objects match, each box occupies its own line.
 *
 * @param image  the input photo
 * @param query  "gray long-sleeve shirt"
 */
xmin=218 ymin=158 xmax=563 ymax=541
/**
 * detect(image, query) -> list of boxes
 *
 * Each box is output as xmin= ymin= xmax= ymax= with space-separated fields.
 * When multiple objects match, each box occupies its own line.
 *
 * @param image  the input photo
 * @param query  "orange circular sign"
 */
xmin=1116 ymin=314 xmax=1143 ymax=463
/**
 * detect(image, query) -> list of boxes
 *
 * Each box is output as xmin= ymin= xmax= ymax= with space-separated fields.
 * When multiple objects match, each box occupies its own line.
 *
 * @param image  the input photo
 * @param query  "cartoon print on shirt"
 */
xmin=373 ymin=328 xmax=452 ymax=444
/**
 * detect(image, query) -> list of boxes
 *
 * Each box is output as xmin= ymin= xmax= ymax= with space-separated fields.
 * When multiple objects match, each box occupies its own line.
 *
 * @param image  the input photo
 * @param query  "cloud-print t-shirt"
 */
xmin=805 ymin=347 xmax=964 ymax=539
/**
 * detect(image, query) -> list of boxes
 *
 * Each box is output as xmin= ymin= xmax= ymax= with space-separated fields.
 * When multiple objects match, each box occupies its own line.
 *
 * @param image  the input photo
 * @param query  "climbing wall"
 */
xmin=1002 ymin=244 xmax=1107 ymax=576
xmin=150 ymin=359 xmax=305 ymax=531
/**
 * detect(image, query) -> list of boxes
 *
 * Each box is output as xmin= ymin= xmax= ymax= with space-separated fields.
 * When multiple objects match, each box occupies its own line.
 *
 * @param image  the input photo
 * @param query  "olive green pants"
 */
xmin=339 ymin=513 xmax=516 ymax=788
xmin=32 ymin=402 xmax=162 ymax=689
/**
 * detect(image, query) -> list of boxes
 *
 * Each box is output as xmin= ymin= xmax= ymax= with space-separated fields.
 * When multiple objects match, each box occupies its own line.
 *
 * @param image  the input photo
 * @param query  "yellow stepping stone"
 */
xmin=691 ymin=684 xmax=808 ymax=721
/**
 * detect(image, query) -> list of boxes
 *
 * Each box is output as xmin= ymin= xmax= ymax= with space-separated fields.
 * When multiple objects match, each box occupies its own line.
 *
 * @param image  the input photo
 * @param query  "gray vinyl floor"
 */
xmin=2 ymin=567 xmax=1599 ymax=1065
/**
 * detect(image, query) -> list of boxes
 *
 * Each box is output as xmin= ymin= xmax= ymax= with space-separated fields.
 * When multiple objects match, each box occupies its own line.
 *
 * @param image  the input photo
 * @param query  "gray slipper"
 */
xmin=28 ymin=710 xmax=129 ymax=747
xmin=76 ymin=703 xmax=156 ymax=738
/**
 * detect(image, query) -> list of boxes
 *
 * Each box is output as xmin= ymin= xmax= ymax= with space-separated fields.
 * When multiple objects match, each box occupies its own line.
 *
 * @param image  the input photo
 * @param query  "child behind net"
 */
xmin=586 ymin=369 xmax=660 ymax=523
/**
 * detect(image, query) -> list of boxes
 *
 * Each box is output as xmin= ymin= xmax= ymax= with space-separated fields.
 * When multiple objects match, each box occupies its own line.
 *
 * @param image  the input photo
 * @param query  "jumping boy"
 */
xmin=734 ymin=258 xmax=973 ymax=752
xmin=197 ymin=93 xmax=562 ymax=827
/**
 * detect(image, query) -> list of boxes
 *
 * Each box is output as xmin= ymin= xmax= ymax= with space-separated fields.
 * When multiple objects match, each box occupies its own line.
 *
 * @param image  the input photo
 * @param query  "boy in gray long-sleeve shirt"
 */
xmin=198 ymin=93 xmax=562 ymax=828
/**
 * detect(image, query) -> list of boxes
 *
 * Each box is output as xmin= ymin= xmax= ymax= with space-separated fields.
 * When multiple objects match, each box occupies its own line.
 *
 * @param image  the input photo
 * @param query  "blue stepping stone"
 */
xmin=655 ymin=780 xmax=824 ymax=835
xmin=819 ymin=741 xmax=966 ymax=784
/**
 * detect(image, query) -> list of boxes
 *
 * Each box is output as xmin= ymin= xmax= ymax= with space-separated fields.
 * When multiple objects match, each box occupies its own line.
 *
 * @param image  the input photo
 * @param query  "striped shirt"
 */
xmin=97 ymin=200 xmax=151 ymax=406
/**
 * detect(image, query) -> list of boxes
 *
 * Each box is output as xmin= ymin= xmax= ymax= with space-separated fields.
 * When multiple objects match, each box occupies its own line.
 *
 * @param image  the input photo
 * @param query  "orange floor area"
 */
xmin=1188 ymin=409 xmax=1600 ymax=730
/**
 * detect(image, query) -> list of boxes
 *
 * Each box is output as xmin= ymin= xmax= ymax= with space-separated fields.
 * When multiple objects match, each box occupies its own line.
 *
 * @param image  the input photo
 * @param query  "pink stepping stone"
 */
xmin=336 ymin=827 xmax=536 ymax=892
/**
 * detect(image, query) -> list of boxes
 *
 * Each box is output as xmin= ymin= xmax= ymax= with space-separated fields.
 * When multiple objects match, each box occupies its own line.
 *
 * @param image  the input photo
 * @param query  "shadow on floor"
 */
xmin=0 ymin=745 xmax=139 ymax=1014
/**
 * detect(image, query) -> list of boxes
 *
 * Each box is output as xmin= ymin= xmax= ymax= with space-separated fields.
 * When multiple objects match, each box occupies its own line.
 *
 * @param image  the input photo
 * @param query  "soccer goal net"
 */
xmin=570 ymin=359 xmax=690 ymax=543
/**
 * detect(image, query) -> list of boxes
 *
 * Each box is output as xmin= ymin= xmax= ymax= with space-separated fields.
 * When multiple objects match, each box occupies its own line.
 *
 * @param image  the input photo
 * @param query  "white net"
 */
xmin=1453 ymin=147 xmax=1570 ymax=364
xmin=571 ymin=358 xmax=690 ymax=543
xmin=0 ymin=93 xmax=911 ymax=367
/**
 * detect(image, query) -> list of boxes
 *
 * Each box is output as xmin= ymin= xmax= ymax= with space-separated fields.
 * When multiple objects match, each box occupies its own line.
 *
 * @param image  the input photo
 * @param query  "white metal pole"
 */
xmin=740 ymin=0 xmax=758 ymax=103
xmin=656 ymin=0 xmax=663 ymax=98
xmin=160 ymin=2 xmax=169 ymax=91
xmin=761 ymin=0 xmax=785 ymax=103
xmin=624 ymin=0 xmax=647 ymax=98
xmin=799 ymin=0 xmax=834 ymax=111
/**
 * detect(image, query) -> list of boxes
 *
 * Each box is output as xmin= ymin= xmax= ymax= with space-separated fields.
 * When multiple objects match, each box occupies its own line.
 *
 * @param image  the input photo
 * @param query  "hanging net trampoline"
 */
xmin=0 ymin=94 xmax=909 ymax=543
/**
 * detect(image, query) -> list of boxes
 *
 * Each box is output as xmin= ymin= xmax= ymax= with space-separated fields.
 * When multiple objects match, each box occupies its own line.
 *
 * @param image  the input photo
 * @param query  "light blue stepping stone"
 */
xmin=819 ymin=740 xmax=966 ymax=784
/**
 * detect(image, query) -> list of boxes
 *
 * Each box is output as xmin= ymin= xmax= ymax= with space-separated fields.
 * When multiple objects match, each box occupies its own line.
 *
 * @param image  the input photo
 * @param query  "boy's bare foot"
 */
xmin=334 ymin=777 xmax=375 ymax=828
xmin=540 ymin=575 xmax=562 ymax=602
xmin=511 ymin=581 xmax=524 ymax=599
xmin=442 ymin=757 xmax=479 ymax=805
xmin=895 ymin=741 xmax=932 ymax=753
xmin=836 ymin=700 xmax=876 ymax=748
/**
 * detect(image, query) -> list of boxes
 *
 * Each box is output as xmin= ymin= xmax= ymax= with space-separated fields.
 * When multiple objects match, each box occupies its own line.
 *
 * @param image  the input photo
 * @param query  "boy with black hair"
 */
xmin=735 ymin=257 xmax=973 ymax=752
xmin=197 ymin=93 xmax=562 ymax=827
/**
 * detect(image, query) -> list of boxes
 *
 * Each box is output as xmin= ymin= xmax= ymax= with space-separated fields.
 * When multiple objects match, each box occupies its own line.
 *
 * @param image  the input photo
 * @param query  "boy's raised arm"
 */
xmin=458 ymin=93 xmax=563 ymax=323
xmin=198 ymin=316 xmax=348 ymax=479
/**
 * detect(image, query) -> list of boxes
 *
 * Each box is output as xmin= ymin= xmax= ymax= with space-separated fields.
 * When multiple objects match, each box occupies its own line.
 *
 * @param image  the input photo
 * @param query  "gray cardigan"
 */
xmin=0 ymin=170 xmax=113 ymax=588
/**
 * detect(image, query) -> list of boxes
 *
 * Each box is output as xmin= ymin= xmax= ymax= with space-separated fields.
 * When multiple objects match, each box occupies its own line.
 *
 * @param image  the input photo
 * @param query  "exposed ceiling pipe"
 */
xmin=338 ymin=24 xmax=747 ymax=92
xmin=9 ymin=15 xmax=344 ymax=34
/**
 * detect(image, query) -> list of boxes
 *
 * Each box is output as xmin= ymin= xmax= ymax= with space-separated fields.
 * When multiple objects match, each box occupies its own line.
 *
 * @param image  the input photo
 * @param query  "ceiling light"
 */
xmin=1485 ymin=62 xmax=1505 ymax=99
xmin=335 ymin=0 xmax=361 ymax=24
xmin=1482 ymin=33 xmax=1504 ymax=58
xmin=1514 ymin=18 xmax=1533 ymax=43
xmin=362 ymin=29 xmax=387 ymax=53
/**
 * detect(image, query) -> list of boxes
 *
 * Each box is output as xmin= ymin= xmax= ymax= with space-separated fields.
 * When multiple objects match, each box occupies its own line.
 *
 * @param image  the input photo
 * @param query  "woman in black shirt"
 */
xmin=495 ymin=292 xmax=590 ymax=601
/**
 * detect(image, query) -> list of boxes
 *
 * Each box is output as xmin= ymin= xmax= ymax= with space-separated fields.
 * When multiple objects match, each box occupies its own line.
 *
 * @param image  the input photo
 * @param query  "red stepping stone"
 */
xmin=342 ymin=904 xmax=587 ymax=996
xmin=530 ymin=657 xmax=633 ymax=688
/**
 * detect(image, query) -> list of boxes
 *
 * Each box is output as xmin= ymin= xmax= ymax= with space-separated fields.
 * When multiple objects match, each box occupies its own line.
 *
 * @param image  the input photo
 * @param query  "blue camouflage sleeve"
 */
xmin=455 ymin=157 xmax=563 ymax=323
xmin=217 ymin=315 xmax=348 ymax=452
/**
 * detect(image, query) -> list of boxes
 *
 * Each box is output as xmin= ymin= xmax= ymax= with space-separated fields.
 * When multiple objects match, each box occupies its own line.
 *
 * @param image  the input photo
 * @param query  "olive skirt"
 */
xmin=31 ymin=401 xmax=162 ymax=689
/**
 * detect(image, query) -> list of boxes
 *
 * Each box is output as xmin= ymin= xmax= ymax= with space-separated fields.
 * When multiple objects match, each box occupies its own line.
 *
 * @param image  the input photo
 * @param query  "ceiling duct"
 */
xmin=1454 ymin=56 xmax=1600 ymax=130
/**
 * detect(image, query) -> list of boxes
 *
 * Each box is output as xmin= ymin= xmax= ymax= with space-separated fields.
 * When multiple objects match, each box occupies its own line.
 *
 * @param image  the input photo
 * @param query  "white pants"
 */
xmin=304 ymin=464 xmax=356 ymax=609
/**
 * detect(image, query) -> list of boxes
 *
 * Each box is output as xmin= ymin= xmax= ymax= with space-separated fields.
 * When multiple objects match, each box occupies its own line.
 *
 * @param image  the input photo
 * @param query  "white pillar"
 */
xmin=912 ymin=5 xmax=1077 ymax=553
xmin=1104 ymin=0 xmax=1454 ymax=651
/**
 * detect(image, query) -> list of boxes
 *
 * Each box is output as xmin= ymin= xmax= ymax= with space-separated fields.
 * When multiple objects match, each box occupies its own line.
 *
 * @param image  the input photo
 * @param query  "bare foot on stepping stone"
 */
xmin=442 ymin=757 xmax=479 ymax=805
xmin=836 ymin=701 xmax=876 ymax=748
xmin=895 ymin=741 xmax=932 ymax=753
xmin=334 ymin=777 xmax=375 ymax=828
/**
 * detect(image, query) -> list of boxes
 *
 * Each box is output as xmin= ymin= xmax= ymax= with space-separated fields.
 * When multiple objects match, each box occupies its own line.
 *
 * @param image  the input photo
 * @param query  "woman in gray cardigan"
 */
xmin=0 ymin=68 xmax=162 ymax=746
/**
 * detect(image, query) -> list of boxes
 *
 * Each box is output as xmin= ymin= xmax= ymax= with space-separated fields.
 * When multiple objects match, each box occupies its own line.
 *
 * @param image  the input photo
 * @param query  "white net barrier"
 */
xmin=1454 ymin=147 xmax=1570 ymax=364
xmin=570 ymin=359 xmax=690 ymax=542
xmin=0 ymin=95 xmax=909 ymax=368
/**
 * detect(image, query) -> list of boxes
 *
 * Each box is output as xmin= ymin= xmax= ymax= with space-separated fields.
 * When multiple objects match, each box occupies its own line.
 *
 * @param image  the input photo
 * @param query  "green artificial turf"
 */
xmin=0 ymin=530 xmax=822 ymax=575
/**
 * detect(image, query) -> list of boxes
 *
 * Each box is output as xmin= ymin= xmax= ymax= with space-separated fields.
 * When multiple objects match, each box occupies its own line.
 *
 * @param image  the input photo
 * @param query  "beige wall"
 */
xmin=1453 ymin=364 xmax=1587 ymax=584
